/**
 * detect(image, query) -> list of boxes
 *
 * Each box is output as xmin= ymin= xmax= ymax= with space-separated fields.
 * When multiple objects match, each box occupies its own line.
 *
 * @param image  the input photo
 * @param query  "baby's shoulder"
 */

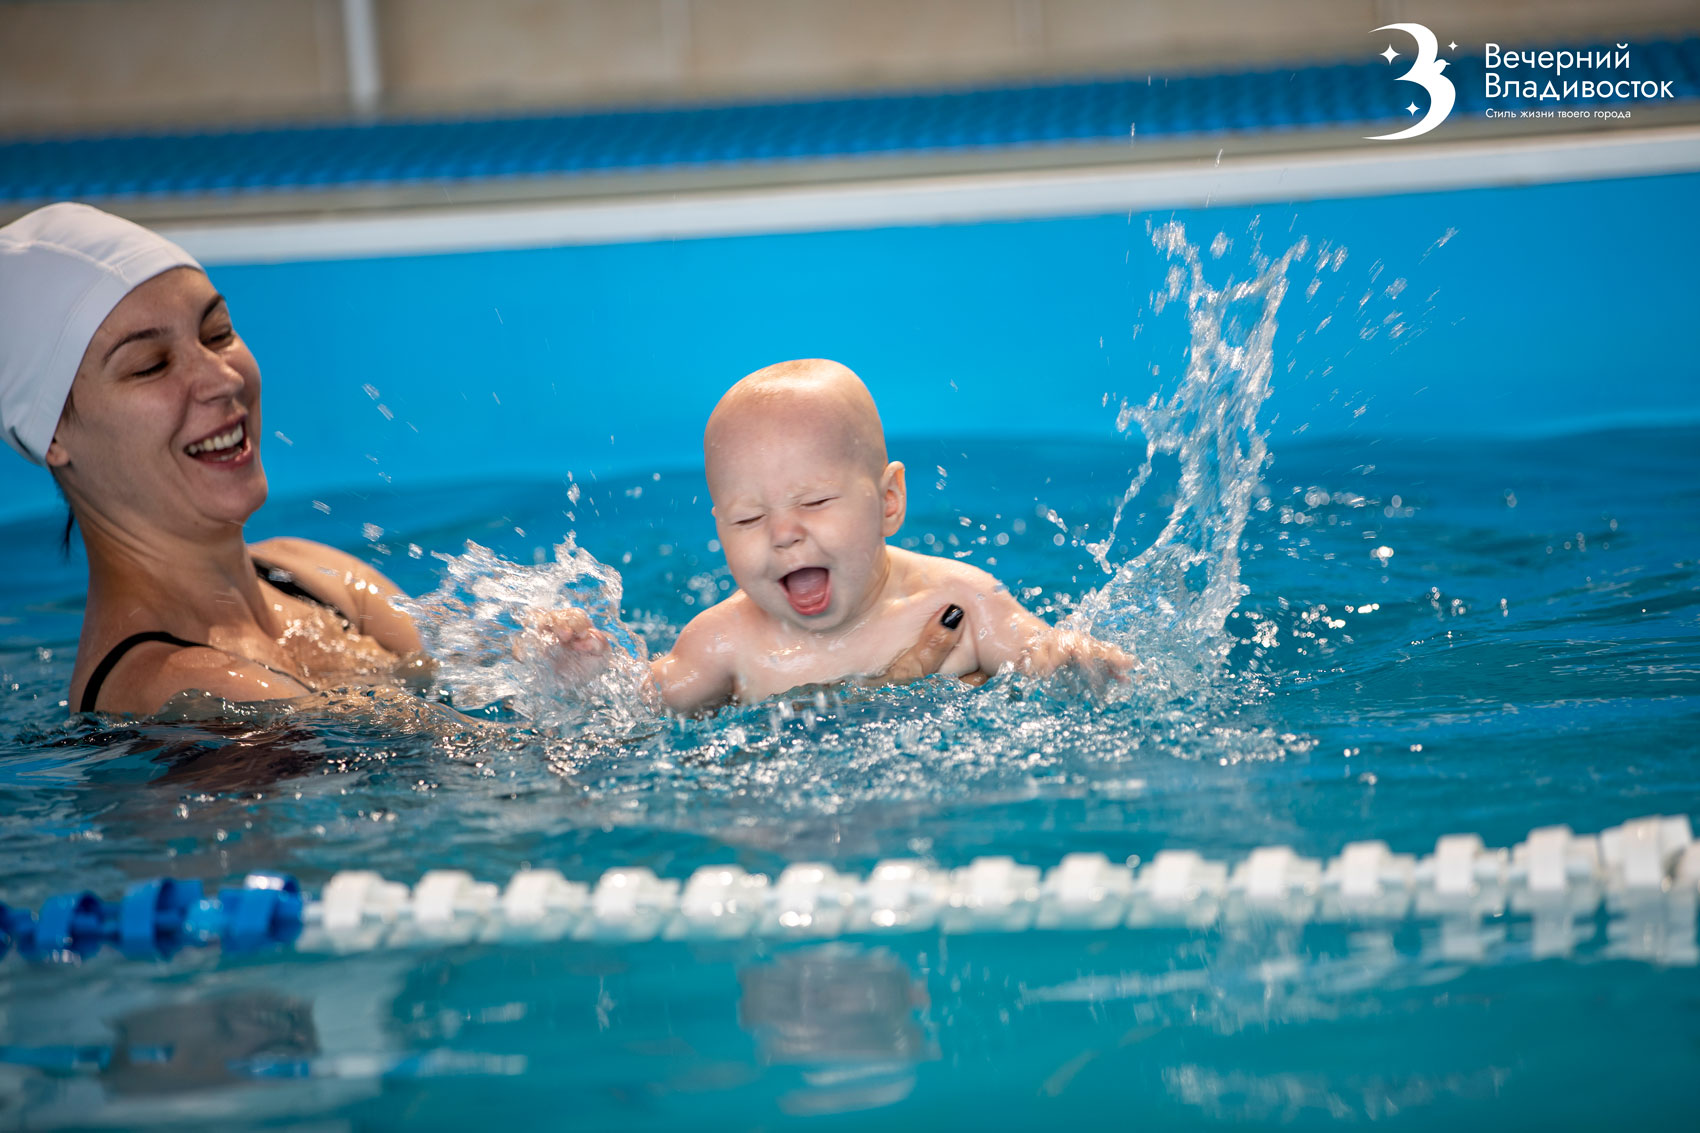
xmin=890 ymin=546 xmax=1011 ymax=596
xmin=672 ymin=591 xmax=761 ymax=653
xmin=682 ymin=589 xmax=751 ymax=627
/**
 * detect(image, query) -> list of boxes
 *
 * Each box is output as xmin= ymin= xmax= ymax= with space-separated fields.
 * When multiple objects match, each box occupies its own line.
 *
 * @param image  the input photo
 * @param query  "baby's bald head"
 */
xmin=704 ymin=359 xmax=889 ymax=497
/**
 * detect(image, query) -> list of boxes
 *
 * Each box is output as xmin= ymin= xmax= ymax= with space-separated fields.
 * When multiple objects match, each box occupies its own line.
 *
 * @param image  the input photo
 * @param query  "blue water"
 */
xmin=2 ymin=414 xmax=1698 ymax=1126
xmin=2 ymin=186 xmax=1699 ymax=1125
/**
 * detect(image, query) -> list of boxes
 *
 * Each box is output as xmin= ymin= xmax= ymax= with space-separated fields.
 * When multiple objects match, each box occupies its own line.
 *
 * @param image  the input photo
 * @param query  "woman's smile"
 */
xmin=183 ymin=418 xmax=249 ymax=461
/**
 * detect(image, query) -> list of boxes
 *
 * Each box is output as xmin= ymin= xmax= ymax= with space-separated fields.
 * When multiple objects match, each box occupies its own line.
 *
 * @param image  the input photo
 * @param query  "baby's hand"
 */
xmin=1021 ymin=630 xmax=1138 ymax=684
xmin=515 ymin=608 xmax=613 ymax=678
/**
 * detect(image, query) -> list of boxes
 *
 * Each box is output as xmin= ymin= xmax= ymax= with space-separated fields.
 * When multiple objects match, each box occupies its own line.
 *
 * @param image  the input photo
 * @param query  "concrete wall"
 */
xmin=3 ymin=0 xmax=1699 ymax=134
xmin=0 ymin=0 xmax=350 ymax=133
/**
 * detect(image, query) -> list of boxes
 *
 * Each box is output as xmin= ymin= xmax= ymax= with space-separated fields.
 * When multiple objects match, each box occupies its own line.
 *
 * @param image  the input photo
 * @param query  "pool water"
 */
xmin=2 ymin=226 xmax=1698 ymax=1128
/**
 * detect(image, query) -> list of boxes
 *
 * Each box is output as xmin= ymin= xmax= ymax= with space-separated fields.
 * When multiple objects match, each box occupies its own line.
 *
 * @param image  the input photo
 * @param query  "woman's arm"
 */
xmin=248 ymin=537 xmax=423 ymax=656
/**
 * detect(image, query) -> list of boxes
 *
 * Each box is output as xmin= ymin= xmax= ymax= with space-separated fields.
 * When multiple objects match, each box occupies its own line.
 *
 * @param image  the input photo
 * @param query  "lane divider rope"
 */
xmin=3 ymin=815 xmax=1696 ymax=965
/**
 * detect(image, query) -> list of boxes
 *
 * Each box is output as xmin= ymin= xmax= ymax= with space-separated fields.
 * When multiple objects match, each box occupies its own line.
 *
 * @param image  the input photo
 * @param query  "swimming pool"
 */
xmin=2 ymin=163 xmax=1699 ymax=1126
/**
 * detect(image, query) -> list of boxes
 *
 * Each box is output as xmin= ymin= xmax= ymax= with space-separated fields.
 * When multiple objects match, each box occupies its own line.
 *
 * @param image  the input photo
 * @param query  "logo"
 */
xmin=1367 ymin=23 xmax=1456 ymax=140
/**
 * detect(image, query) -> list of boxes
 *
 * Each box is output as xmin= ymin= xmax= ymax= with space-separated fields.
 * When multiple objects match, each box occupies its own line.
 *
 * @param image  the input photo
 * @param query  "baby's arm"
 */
xmin=525 ymin=605 xmax=736 ymax=714
xmin=950 ymin=565 xmax=1135 ymax=681
xmin=650 ymin=609 xmax=737 ymax=714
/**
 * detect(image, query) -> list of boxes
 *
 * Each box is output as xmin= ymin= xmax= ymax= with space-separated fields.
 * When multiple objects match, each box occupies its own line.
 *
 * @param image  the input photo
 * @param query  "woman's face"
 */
xmin=47 ymin=267 xmax=267 ymax=538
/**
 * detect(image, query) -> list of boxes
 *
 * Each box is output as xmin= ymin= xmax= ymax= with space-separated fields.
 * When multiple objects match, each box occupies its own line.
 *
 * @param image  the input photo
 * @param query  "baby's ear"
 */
xmin=44 ymin=433 xmax=72 ymax=469
xmin=881 ymin=461 xmax=906 ymax=536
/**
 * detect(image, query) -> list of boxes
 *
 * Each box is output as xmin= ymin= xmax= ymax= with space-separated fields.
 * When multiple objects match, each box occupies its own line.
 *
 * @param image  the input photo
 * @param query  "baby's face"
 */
xmin=708 ymin=414 xmax=902 ymax=633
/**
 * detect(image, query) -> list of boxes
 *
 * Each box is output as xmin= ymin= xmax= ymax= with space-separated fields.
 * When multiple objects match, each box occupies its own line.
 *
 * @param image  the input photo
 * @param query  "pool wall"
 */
xmin=2 ymin=168 xmax=1697 ymax=525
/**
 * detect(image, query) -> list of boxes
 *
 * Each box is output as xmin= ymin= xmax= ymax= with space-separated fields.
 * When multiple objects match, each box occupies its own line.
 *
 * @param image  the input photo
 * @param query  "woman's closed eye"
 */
xmin=128 ymin=353 xmax=168 ymax=378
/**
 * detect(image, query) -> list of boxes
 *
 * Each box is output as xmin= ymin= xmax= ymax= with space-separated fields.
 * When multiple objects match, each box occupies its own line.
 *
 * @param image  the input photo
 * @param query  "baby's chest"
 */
xmin=735 ymin=612 xmax=977 ymax=698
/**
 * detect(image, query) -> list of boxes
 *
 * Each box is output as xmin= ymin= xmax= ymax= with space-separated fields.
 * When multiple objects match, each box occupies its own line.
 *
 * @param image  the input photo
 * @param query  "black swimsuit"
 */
xmin=77 ymin=561 xmax=354 ymax=714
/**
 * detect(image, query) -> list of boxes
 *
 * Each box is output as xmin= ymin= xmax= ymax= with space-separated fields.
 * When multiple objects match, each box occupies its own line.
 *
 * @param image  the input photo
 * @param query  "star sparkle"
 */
xmin=1406 ymin=102 xmax=1420 ymax=115
xmin=1381 ymin=45 xmax=1400 ymax=63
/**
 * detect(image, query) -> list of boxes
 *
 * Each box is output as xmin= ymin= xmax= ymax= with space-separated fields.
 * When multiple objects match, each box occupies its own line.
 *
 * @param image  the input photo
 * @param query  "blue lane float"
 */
xmin=32 ymin=891 xmax=107 ymax=956
xmin=116 ymin=877 xmax=202 ymax=956
xmin=218 ymin=874 xmax=305 ymax=950
xmin=0 ymin=874 xmax=302 ymax=962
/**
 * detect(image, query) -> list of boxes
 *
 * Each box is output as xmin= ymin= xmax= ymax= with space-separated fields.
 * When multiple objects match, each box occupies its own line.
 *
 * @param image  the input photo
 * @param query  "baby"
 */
xmin=540 ymin=359 xmax=1132 ymax=712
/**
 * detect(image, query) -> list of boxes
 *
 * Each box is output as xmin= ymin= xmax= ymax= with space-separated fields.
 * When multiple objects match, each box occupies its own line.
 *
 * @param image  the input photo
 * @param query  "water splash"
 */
xmin=1073 ymin=221 xmax=1309 ymax=693
xmin=400 ymin=539 xmax=658 ymax=738
xmin=395 ymin=221 xmax=1313 ymax=740
xmin=370 ymin=219 xmax=1315 ymax=831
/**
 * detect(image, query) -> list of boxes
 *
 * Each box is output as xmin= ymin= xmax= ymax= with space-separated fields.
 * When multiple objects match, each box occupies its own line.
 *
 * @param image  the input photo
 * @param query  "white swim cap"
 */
xmin=0 ymin=203 xmax=201 ymax=465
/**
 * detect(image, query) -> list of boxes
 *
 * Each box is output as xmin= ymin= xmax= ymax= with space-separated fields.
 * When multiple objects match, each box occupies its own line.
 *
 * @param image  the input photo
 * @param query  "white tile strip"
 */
xmin=159 ymin=126 xmax=1700 ymax=265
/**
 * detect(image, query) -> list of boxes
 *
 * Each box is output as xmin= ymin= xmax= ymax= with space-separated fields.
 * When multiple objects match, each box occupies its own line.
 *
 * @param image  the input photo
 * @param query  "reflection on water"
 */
xmin=740 ymin=946 xmax=932 ymax=1064
xmin=104 ymin=991 xmax=318 ymax=1097
xmin=1162 ymin=1063 xmax=1511 ymax=1124
xmin=0 ymin=958 xmax=401 ymax=1128
xmin=1 ymin=898 xmax=1697 ymax=1127
xmin=739 ymin=945 xmax=935 ymax=1116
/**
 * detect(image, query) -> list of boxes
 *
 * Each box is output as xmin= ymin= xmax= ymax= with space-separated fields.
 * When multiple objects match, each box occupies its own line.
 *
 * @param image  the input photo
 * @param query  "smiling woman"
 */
xmin=0 ymin=203 xmax=961 ymax=720
xmin=55 ymin=270 xmax=268 ymax=531
xmin=0 ymin=204 xmax=430 ymax=716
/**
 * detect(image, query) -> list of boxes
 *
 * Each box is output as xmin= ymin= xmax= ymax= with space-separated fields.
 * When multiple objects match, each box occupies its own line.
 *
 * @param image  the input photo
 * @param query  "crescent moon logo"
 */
xmin=1367 ymin=23 xmax=1456 ymax=141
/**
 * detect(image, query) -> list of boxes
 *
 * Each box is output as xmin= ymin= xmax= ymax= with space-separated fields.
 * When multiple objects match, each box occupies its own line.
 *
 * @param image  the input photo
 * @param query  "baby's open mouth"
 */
xmin=780 ymin=567 xmax=831 ymax=617
xmin=184 ymin=421 xmax=248 ymax=463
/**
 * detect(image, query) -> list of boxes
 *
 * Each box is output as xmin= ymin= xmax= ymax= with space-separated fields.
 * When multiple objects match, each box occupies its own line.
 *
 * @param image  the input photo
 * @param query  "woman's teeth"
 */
xmin=185 ymin=423 xmax=244 ymax=456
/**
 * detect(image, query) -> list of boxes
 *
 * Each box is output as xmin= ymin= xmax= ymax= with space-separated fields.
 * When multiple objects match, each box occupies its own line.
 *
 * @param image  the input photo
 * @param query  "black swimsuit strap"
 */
xmin=253 ymin=560 xmax=353 ymax=629
xmin=79 ymin=631 xmax=207 ymax=714
xmin=77 ymin=558 xmax=351 ymax=714
xmin=79 ymin=629 xmax=315 ymax=715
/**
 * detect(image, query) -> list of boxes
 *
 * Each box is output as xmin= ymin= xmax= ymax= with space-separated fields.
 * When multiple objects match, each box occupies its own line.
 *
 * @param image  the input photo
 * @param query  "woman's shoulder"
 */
xmin=72 ymin=631 xmax=310 ymax=717
xmin=128 ymin=644 xmax=312 ymax=714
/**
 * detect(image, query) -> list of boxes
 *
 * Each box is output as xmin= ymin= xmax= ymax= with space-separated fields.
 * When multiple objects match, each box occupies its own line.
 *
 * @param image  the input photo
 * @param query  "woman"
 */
xmin=0 ymin=203 xmax=961 ymax=717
